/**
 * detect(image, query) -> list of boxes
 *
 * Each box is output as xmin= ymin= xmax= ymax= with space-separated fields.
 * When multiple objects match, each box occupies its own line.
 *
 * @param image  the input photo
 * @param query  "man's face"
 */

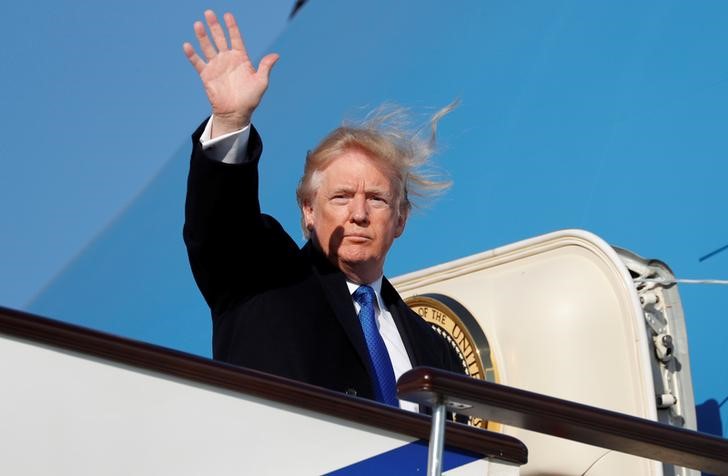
xmin=303 ymin=148 xmax=407 ymax=283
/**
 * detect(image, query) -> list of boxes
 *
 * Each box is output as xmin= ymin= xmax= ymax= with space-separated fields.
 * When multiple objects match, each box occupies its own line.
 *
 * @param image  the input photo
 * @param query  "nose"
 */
xmin=350 ymin=194 xmax=369 ymax=225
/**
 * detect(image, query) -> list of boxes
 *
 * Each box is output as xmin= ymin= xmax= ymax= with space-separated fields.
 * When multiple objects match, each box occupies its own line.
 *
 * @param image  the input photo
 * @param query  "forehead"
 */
xmin=318 ymin=149 xmax=396 ymax=190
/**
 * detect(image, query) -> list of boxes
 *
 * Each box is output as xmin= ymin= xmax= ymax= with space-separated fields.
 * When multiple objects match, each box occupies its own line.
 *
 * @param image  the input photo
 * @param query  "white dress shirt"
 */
xmin=199 ymin=116 xmax=250 ymax=163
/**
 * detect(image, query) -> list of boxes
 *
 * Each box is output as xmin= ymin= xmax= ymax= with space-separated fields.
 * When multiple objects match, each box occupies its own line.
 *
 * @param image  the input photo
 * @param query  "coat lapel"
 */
xmin=304 ymin=242 xmax=378 ymax=386
xmin=381 ymin=277 xmax=436 ymax=368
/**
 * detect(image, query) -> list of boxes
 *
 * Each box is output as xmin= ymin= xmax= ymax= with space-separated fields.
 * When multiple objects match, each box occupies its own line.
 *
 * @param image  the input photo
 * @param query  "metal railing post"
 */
xmin=427 ymin=398 xmax=447 ymax=476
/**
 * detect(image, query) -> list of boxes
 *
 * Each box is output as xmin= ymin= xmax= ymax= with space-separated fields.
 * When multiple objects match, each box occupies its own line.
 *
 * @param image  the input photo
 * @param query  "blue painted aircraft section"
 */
xmin=326 ymin=440 xmax=481 ymax=475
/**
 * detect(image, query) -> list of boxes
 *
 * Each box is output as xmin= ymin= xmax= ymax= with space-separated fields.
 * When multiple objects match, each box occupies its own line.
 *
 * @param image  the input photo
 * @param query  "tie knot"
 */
xmin=353 ymin=285 xmax=376 ymax=307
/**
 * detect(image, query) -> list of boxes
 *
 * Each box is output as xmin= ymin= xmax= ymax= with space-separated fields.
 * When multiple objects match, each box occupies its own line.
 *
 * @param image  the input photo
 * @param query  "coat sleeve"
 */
xmin=183 ymin=120 xmax=300 ymax=317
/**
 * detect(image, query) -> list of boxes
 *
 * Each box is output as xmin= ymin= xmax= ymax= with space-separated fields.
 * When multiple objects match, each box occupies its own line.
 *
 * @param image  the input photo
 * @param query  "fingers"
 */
xmin=183 ymin=10 xmax=259 ymax=76
xmin=193 ymin=20 xmax=217 ymax=60
xmin=183 ymin=42 xmax=206 ymax=74
xmin=257 ymin=53 xmax=280 ymax=83
xmin=205 ymin=10 xmax=229 ymax=53
xmin=192 ymin=10 xmax=229 ymax=60
xmin=224 ymin=12 xmax=247 ymax=57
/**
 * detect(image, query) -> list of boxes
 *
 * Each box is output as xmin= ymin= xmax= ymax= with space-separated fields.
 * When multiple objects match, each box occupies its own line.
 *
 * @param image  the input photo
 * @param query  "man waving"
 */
xmin=183 ymin=10 xmax=463 ymax=409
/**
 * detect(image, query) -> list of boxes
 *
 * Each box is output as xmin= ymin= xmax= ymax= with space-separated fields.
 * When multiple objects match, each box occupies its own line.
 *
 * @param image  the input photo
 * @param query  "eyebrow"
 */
xmin=366 ymin=189 xmax=392 ymax=198
xmin=327 ymin=186 xmax=355 ymax=196
xmin=329 ymin=185 xmax=392 ymax=196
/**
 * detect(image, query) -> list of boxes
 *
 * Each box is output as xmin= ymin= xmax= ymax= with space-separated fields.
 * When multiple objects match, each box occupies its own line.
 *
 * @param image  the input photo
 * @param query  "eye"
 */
xmin=368 ymin=196 xmax=390 ymax=208
xmin=330 ymin=194 xmax=350 ymax=205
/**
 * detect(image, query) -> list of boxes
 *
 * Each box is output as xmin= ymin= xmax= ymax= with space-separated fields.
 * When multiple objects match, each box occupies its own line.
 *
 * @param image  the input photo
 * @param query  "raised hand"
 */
xmin=183 ymin=10 xmax=279 ymax=138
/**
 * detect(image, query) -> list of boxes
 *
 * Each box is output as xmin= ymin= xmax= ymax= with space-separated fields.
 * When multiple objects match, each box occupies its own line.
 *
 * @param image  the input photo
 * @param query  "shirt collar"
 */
xmin=346 ymin=276 xmax=384 ymax=311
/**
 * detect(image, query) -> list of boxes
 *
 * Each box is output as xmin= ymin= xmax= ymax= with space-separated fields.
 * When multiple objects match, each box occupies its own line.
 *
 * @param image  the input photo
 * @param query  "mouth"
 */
xmin=343 ymin=234 xmax=372 ymax=243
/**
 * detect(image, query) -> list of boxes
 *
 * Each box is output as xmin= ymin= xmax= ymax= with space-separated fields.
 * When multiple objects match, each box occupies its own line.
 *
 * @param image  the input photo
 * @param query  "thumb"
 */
xmin=257 ymin=53 xmax=280 ymax=82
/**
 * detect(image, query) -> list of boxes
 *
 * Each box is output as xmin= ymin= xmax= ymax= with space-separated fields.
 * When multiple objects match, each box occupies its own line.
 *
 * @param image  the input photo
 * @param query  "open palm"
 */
xmin=183 ymin=10 xmax=279 ymax=136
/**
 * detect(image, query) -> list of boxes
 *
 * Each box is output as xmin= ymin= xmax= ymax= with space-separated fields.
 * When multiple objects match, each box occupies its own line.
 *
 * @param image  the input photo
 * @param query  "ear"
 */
xmin=394 ymin=209 xmax=408 ymax=238
xmin=302 ymin=201 xmax=315 ymax=231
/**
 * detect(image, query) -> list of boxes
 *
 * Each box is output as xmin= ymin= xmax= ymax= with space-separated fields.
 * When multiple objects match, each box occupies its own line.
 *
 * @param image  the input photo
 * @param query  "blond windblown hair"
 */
xmin=296 ymin=102 xmax=457 ymax=237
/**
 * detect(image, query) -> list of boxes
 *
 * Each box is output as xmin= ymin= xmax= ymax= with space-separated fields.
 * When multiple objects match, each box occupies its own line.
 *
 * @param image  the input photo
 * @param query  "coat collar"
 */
xmin=304 ymin=242 xmax=439 ymax=380
xmin=303 ymin=241 xmax=378 ymax=385
xmin=381 ymin=277 xmax=420 ymax=366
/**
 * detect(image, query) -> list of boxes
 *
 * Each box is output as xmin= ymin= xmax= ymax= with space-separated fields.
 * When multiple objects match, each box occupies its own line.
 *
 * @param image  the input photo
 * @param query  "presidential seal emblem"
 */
xmin=406 ymin=294 xmax=499 ymax=430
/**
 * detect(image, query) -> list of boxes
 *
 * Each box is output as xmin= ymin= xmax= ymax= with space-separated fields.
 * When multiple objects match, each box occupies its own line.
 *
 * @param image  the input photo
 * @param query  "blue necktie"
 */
xmin=353 ymin=285 xmax=399 ymax=406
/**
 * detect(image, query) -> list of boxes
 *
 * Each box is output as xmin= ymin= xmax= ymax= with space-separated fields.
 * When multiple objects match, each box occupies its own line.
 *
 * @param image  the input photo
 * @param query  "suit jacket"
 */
xmin=184 ymin=121 xmax=463 ymax=401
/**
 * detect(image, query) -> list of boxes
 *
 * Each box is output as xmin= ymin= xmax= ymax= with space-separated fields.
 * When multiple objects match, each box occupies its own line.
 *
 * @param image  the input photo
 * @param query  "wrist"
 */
xmin=211 ymin=113 xmax=251 ymax=139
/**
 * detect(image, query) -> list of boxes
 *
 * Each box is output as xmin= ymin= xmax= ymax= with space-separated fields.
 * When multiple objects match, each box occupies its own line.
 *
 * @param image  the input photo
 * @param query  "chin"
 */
xmin=337 ymin=247 xmax=376 ymax=267
xmin=338 ymin=250 xmax=369 ymax=264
